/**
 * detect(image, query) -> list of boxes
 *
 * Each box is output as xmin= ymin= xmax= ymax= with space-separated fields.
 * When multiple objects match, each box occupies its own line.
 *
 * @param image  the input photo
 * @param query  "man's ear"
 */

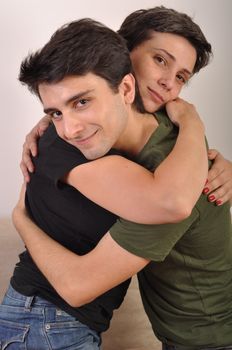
xmin=119 ymin=73 xmax=135 ymax=104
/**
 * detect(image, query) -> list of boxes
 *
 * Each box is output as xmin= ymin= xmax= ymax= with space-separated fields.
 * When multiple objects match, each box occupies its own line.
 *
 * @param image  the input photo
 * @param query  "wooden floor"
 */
xmin=0 ymin=218 xmax=161 ymax=350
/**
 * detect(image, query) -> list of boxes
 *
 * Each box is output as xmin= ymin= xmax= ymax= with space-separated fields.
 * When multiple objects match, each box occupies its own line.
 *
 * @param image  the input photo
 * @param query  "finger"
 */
xmin=20 ymin=161 xmax=31 ymax=183
xmin=207 ymin=152 xmax=226 ymax=183
xmin=205 ymin=170 xmax=227 ymax=193
xmin=202 ymin=171 xmax=224 ymax=198
xmin=22 ymin=151 xmax=35 ymax=173
xmin=38 ymin=124 xmax=47 ymax=136
xmin=38 ymin=115 xmax=51 ymax=135
xmin=25 ymin=134 xmax=38 ymax=157
xmin=207 ymin=167 xmax=223 ymax=185
xmin=30 ymin=141 xmax=38 ymax=157
xmin=206 ymin=157 xmax=232 ymax=197
xmin=207 ymin=148 xmax=219 ymax=160
xmin=205 ymin=185 xmax=227 ymax=203
xmin=207 ymin=182 xmax=232 ymax=206
xmin=22 ymin=141 xmax=36 ymax=172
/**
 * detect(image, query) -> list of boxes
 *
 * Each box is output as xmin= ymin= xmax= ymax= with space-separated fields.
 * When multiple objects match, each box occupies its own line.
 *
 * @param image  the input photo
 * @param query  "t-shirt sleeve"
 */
xmin=110 ymin=208 xmax=199 ymax=261
xmin=38 ymin=124 xmax=121 ymax=184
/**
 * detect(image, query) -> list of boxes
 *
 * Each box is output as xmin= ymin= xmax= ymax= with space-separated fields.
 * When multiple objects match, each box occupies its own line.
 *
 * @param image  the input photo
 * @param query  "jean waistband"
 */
xmin=7 ymin=284 xmax=55 ymax=309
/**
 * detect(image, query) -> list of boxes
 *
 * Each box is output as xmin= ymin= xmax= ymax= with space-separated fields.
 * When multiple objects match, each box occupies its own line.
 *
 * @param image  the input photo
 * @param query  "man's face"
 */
xmin=130 ymin=32 xmax=197 ymax=113
xmin=39 ymin=73 xmax=130 ymax=160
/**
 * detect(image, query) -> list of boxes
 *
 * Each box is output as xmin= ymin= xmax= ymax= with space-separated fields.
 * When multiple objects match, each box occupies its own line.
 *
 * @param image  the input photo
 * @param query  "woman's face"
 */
xmin=130 ymin=31 xmax=197 ymax=113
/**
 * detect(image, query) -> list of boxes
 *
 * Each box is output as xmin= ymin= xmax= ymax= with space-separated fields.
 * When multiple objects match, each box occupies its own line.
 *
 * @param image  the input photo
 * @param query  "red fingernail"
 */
xmin=203 ymin=187 xmax=209 ymax=194
xmin=208 ymin=195 xmax=215 ymax=202
xmin=216 ymin=200 xmax=222 ymax=206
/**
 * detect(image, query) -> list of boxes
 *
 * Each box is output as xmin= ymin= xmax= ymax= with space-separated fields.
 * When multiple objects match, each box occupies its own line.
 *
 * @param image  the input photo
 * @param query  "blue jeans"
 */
xmin=162 ymin=343 xmax=232 ymax=350
xmin=0 ymin=284 xmax=101 ymax=349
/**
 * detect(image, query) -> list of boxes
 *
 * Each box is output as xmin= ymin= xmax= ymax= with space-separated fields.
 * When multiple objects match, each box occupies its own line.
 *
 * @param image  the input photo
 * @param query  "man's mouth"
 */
xmin=72 ymin=130 xmax=98 ymax=146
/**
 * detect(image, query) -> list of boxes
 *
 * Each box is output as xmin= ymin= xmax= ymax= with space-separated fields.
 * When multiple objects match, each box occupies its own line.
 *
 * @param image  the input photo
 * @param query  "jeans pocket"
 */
xmin=0 ymin=318 xmax=29 ymax=350
xmin=46 ymin=320 xmax=101 ymax=350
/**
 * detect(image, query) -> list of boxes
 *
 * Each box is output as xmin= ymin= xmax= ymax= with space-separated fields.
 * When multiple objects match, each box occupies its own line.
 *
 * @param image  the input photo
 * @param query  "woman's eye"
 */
xmin=176 ymin=74 xmax=186 ymax=84
xmin=155 ymin=56 xmax=165 ymax=65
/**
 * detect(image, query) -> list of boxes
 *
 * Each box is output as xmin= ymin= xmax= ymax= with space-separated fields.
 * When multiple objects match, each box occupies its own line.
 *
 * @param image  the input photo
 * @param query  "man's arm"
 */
xmin=65 ymin=99 xmax=208 ymax=224
xmin=20 ymin=98 xmax=208 ymax=224
xmin=21 ymin=120 xmax=232 ymax=207
xmin=12 ymin=190 xmax=149 ymax=307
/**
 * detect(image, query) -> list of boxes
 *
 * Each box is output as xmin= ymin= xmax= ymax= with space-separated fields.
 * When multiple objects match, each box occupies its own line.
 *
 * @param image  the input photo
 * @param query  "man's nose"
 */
xmin=63 ymin=115 xmax=84 ymax=139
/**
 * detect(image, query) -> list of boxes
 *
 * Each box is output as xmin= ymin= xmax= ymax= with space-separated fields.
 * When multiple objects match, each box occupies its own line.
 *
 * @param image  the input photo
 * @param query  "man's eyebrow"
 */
xmin=43 ymin=89 xmax=94 ymax=114
xmin=153 ymin=48 xmax=193 ymax=76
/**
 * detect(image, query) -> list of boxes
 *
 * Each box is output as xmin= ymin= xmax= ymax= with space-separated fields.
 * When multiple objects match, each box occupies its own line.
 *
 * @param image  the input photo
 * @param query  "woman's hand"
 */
xmin=203 ymin=149 xmax=232 ymax=205
xmin=20 ymin=115 xmax=51 ymax=182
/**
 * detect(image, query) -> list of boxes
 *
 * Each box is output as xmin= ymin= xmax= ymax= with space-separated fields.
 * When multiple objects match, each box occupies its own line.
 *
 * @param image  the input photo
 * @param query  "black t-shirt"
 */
xmin=11 ymin=124 xmax=130 ymax=332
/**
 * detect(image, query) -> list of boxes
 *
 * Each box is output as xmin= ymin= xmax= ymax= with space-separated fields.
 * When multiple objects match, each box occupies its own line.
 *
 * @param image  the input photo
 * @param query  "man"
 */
xmin=0 ymin=17 xmax=207 ymax=349
xmin=12 ymin=7 xmax=232 ymax=350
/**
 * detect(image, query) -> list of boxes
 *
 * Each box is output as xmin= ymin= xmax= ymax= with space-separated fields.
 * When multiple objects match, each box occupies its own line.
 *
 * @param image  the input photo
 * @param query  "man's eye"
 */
xmin=51 ymin=111 xmax=62 ymax=119
xmin=76 ymin=99 xmax=88 ymax=107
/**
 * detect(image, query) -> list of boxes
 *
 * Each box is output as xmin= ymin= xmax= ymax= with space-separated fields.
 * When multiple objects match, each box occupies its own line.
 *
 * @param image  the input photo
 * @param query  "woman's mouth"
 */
xmin=147 ymin=87 xmax=164 ymax=104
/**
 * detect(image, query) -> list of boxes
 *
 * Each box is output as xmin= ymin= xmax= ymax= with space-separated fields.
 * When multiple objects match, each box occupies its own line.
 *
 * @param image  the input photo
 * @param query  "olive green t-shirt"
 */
xmin=110 ymin=110 xmax=232 ymax=348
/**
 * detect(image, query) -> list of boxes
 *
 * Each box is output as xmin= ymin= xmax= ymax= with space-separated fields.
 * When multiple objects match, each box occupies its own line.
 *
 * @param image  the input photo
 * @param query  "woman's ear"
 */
xmin=119 ymin=73 xmax=135 ymax=104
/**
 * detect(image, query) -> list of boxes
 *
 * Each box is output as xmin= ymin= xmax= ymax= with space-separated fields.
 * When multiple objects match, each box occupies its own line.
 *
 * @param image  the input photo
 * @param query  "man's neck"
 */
xmin=114 ymin=110 xmax=159 ymax=156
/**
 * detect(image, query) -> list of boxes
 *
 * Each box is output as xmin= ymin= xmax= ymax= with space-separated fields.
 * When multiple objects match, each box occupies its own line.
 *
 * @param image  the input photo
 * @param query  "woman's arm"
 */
xmin=20 ymin=115 xmax=52 ymax=181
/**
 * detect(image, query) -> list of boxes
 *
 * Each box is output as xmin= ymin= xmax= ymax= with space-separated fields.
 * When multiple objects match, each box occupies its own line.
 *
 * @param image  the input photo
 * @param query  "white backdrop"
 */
xmin=0 ymin=0 xmax=231 ymax=218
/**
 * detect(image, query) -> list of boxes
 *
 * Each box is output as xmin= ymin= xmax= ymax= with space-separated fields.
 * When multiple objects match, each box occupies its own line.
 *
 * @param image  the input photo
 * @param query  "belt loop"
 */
xmin=24 ymin=295 xmax=34 ymax=311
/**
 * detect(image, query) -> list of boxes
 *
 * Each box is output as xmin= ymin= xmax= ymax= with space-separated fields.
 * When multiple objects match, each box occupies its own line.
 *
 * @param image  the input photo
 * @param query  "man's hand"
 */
xmin=20 ymin=115 xmax=51 ymax=182
xmin=203 ymin=149 xmax=232 ymax=205
xmin=11 ymin=184 xmax=149 ymax=307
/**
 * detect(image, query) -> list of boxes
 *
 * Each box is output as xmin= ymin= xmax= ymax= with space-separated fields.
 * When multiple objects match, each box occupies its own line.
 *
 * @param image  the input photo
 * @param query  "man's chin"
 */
xmin=81 ymin=149 xmax=107 ymax=161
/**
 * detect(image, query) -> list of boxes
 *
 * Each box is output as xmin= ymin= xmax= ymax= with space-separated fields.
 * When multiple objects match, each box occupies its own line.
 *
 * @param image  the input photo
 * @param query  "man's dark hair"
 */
xmin=118 ymin=6 xmax=212 ymax=74
xmin=19 ymin=18 xmax=132 ymax=96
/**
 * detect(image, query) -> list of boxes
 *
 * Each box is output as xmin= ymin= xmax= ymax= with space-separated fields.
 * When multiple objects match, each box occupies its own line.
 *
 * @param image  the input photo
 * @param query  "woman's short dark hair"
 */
xmin=118 ymin=6 xmax=212 ymax=74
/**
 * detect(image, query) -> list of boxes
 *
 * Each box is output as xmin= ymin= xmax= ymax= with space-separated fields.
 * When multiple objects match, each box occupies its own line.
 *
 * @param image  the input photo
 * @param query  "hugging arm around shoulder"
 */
xmin=13 ymin=207 xmax=149 ymax=307
xmin=12 ymin=189 xmax=200 ymax=307
xmin=13 ymin=112 xmax=206 ymax=307
xmin=65 ymin=110 xmax=208 ymax=224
